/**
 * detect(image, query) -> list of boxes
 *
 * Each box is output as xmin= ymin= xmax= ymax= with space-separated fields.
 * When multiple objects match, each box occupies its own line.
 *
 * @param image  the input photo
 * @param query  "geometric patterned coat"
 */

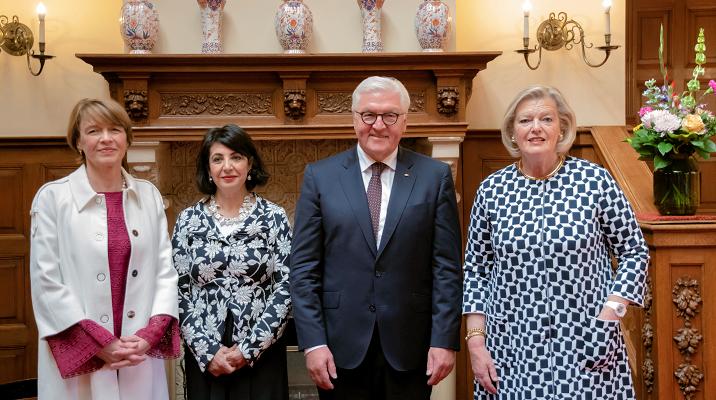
xmin=463 ymin=157 xmax=649 ymax=399
xmin=171 ymin=195 xmax=292 ymax=372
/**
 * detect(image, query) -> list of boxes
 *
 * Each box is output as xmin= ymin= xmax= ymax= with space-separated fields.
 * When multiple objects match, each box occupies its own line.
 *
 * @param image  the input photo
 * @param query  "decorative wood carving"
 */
xmin=437 ymin=87 xmax=459 ymax=116
xmin=124 ymin=90 xmax=148 ymax=122
xmin=671 ymin=277 xmax=704 ymax=400
xmin=672 ymin=278 xmax=702 ymax=320
xmin=160 ymin=93 xmax=273 ymax=116
xmin=408 ymin=92 xmax=425 ymax=113
xmin=641 ymin=276 xmax=655 ymax=393
xmin=317 ymin=92 xmax=352 ymax=114
xmin=283 ymin=89 xmax=307 ymax=119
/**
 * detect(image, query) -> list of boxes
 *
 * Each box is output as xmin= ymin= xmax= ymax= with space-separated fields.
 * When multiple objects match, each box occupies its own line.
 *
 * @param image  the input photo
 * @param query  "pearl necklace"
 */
xmin=517 ymin=155 xmax=566 ymax=181
xmin=207 ymin=194 xmax=255 ymax=227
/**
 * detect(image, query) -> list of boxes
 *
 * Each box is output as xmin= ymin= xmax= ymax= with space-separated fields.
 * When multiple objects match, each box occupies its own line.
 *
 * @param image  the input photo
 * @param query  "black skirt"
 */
xmin=184 ymin=312 xmax=289 ymax=400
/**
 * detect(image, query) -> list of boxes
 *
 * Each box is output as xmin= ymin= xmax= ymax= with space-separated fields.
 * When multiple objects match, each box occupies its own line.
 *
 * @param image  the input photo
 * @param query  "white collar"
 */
xmin=356 ymin=144 xmax=398 ymax=173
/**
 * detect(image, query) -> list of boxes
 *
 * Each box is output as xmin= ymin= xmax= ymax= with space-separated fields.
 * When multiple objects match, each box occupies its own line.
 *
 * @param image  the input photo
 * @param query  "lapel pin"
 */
xmin=404 ymin=173 xmax=410 ymax=177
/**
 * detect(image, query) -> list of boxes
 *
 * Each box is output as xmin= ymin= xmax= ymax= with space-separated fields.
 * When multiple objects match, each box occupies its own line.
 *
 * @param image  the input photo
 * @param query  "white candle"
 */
xmin=36 ymin=3 xmax=46 ymax=44
xmin=602 ymin=0 xmax=612 ymax=36
xmin=522 ymin=1 xmax=532 ymax=39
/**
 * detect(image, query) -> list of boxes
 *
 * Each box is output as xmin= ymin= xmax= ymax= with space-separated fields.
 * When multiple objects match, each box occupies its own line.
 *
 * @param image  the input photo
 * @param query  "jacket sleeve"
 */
xmin=463 ymin=184 xmax=494 ymax=315
xmin=171 ymin=207 xmax=222 ymax=372
xmin=239 ymin=207 xmax=292 ymax=365
xmin=30 ymin=187 xmax=88 ymax=339
xmin=429 ymin=164 xmax=463 ymax=350
xmin=598 ymin=170 xmax=650 ymax=307
xmin=289 ymin=164 xmax=328 ymax=350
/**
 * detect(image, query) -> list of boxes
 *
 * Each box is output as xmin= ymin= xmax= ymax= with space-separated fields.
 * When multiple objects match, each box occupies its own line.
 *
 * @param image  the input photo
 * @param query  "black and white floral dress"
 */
xmin=172 ymin=194 xmax=292 ymax=374
xmin=463 ymin=157 xmax=649 ymax=400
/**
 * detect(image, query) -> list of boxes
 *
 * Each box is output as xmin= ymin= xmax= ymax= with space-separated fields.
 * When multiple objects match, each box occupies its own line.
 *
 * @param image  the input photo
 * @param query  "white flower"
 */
xmin=194 ymin=339 xmax=209 ymax=357
xmin=246 ymin=220 xmax=264 ymax=235
xmin=188 ymin=214 xmax=202 ymax=229
xmin=641 ymin=109 xmax=682 ymax=134
xmin=198 ymin=261 xmax=221 ymax=283
xmin=236 ymin=285 xmax=253 ymax=304
xmin=205 ymin=240 xmax=222 ymax=258
xmin=251 ymin=298 xmax=265 ymax=318
xmin=277 ymin=236 xmax=291 ymax=256
xmin=173 ymin=253 xmax=191 ymax=274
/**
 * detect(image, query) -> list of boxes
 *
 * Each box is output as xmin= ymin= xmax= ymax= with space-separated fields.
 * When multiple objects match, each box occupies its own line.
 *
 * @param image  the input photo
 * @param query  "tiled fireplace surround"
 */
xmin=78 ymin=52 xmax=500 ymax=398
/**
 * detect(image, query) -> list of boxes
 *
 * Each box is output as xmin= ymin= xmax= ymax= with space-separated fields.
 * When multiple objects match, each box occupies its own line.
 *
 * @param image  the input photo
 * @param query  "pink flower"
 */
xmin=709 ymin=80 xmax=716 ymax=92
xmin=639 ymin=106 xmax=653 ymax=117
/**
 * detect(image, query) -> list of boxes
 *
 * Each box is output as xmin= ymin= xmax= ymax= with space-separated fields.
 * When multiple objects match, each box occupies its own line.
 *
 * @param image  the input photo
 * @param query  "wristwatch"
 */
xmin=604 ymin=301 xmax=627 ymax=318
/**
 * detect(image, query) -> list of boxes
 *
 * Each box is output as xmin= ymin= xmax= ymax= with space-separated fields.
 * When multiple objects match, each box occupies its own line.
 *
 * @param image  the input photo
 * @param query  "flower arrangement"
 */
xmin=627 ymin=26 xmax=716 ymax=170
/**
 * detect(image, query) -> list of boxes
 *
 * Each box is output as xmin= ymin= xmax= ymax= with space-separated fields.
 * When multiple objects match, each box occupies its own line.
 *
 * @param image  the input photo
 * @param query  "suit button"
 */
xmin=132 ymin=229 xmax=139 ymax=237
xmin=131 ymin=269 xmax=138 ymax=277
xmin=369 ymin=305 xmax=376 ymax=312
xmin=97 ymin=273 xmax=106 ymax=282
xmin=127 ymin=310 xmax=136 ymax=318
xmin=100 ymin=314 xmax=109 ymax=323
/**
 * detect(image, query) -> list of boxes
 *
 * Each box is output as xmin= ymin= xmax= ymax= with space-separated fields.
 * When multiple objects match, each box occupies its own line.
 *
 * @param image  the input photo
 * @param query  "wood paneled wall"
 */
xmin=0 ymin=139 xmax=79 ymax=384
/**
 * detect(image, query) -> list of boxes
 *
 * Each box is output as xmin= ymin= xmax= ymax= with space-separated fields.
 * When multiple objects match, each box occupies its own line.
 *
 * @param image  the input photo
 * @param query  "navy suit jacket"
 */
xmin=289 ymin=145 xmax=462 ymax=371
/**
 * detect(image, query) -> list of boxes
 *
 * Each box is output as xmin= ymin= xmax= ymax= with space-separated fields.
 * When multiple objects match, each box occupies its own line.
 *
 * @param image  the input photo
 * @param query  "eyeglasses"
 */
xmin=354 ymin=111 xmax=404 ymax=126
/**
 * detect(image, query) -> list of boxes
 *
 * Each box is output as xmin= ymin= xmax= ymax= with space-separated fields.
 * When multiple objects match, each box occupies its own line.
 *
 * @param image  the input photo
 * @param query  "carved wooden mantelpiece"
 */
xmin=76 ymin=52 xmax=500 ymax=141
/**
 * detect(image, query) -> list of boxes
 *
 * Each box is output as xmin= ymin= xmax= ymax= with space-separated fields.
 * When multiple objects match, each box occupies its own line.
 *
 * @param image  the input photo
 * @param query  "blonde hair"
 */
xmin=501 ymin=85 xmax=576 ymax=158
xmin=66 ymin=98 xmax=133 ymax=162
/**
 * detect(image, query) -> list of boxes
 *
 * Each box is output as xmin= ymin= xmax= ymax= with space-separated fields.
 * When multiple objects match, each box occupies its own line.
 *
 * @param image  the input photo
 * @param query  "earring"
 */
xmin=209 ymin=176 xmax=213 ymax=182
xmin=511 ymin=137 xmax=516 ymax=143
xmin=247 ymin=174 xmax=252 ymax=181
xmin=559 ymin=133 xmax=564 ymax=141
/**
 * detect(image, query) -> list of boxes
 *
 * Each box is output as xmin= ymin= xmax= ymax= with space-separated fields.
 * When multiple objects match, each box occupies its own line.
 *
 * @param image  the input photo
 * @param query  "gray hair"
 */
xmin=351 ymin=76 xmax=410 ymax=113
xmin=501 ymin=85 xmax=577 ymax=158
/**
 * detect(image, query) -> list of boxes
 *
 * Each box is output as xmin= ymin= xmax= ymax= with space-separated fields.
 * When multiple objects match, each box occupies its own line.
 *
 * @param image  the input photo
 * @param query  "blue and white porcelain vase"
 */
xmin=120 ymin=0 xmax=159 ymax=54
xmin=274 ymin=0 xmax=313 ymax=54
xmin=357 ymin=0 xmax=384 ymax=52
xmin=197 ymin=0 xmax=226 ymax=53
xmin=414 ymin=0 xmax=450 ymax=52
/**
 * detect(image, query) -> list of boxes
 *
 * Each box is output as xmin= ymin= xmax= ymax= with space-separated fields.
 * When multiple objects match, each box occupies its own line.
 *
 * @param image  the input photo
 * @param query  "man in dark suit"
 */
xmin=290 ymin=76 xmax=462 ymax=399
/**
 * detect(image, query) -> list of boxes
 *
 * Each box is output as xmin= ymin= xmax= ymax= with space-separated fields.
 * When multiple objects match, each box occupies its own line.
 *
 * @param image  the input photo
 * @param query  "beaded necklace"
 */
xmin=206 ymin=194 xmax=255 ymax=227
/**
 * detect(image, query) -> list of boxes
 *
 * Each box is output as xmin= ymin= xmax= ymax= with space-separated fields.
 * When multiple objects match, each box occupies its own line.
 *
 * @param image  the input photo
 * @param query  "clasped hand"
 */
xmin=97 ymin=335 xmax=151 ymax=369
xmin=207 ymin=344 xmax=248 ymax=377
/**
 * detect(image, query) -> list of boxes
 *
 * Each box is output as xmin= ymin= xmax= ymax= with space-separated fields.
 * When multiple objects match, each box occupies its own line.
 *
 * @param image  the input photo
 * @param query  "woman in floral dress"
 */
xmin=172 ymin=124 xmax=292 ymax=399
xmin=463 ymin=86 xmax=649 ymax=399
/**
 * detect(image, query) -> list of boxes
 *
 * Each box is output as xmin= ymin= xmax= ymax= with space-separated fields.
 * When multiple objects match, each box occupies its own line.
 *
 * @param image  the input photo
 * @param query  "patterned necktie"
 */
xmin=367 ymin=162 xmax=385 ymax=242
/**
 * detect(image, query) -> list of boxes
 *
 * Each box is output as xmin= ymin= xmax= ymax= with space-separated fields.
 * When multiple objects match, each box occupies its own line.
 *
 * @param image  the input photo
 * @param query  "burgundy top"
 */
xmin=46 ymin=192 xmax=180 ymax=379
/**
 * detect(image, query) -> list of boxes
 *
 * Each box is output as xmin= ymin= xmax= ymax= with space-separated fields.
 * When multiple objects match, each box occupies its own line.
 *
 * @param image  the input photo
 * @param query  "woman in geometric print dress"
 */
xmin=171 ymin=124 xmax=292 ymax=399
xmin=463 ymin=85 xmax=649 ymax=399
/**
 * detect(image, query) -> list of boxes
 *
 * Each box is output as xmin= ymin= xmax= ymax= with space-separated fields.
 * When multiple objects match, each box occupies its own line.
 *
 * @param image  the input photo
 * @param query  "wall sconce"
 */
xmin=0 ymin=3 xmax=54 ymax=76
xmin=516 ymin=0 xmax=619 ymax=70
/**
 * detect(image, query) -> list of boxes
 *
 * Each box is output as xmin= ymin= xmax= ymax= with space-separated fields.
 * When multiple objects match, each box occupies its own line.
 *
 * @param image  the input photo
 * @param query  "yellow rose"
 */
xmin=681 ymin=114 xmax=705 ymax=134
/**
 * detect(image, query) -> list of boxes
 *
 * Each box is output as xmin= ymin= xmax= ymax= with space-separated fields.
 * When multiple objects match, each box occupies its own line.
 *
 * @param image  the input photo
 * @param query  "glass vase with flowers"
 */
xmin=627 ymin=26 xmax=716 ymax=215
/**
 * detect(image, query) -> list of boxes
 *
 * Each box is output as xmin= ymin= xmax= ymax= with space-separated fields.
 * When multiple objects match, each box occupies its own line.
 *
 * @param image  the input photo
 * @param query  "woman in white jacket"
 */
xmin=30 ymin=98 xmax=180 ymax=399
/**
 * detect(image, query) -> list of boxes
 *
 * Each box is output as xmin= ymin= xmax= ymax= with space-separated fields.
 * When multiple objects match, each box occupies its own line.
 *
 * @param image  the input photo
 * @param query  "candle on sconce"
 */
xmin=36 ymin=2 xmax=46 ymax=44
xmin=522 ymin=1 xmax=532 ymax=40
xmin=602 ymin=0 xmax=612 ymax=36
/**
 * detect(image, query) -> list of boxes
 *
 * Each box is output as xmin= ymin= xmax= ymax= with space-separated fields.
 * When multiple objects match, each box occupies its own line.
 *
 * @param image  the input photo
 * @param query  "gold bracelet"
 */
xmin=465 ymin=327 xmax=487 ymax=341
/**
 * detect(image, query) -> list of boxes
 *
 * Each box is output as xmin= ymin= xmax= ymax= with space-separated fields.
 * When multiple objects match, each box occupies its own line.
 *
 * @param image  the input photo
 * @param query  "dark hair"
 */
xmin=195 ymin=124 xmax=269 ymax=194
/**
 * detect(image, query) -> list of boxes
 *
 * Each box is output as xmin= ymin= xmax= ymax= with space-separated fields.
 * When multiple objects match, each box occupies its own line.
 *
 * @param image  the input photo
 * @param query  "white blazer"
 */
xmin=30 ymin=165 xmax=179 ymax=400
